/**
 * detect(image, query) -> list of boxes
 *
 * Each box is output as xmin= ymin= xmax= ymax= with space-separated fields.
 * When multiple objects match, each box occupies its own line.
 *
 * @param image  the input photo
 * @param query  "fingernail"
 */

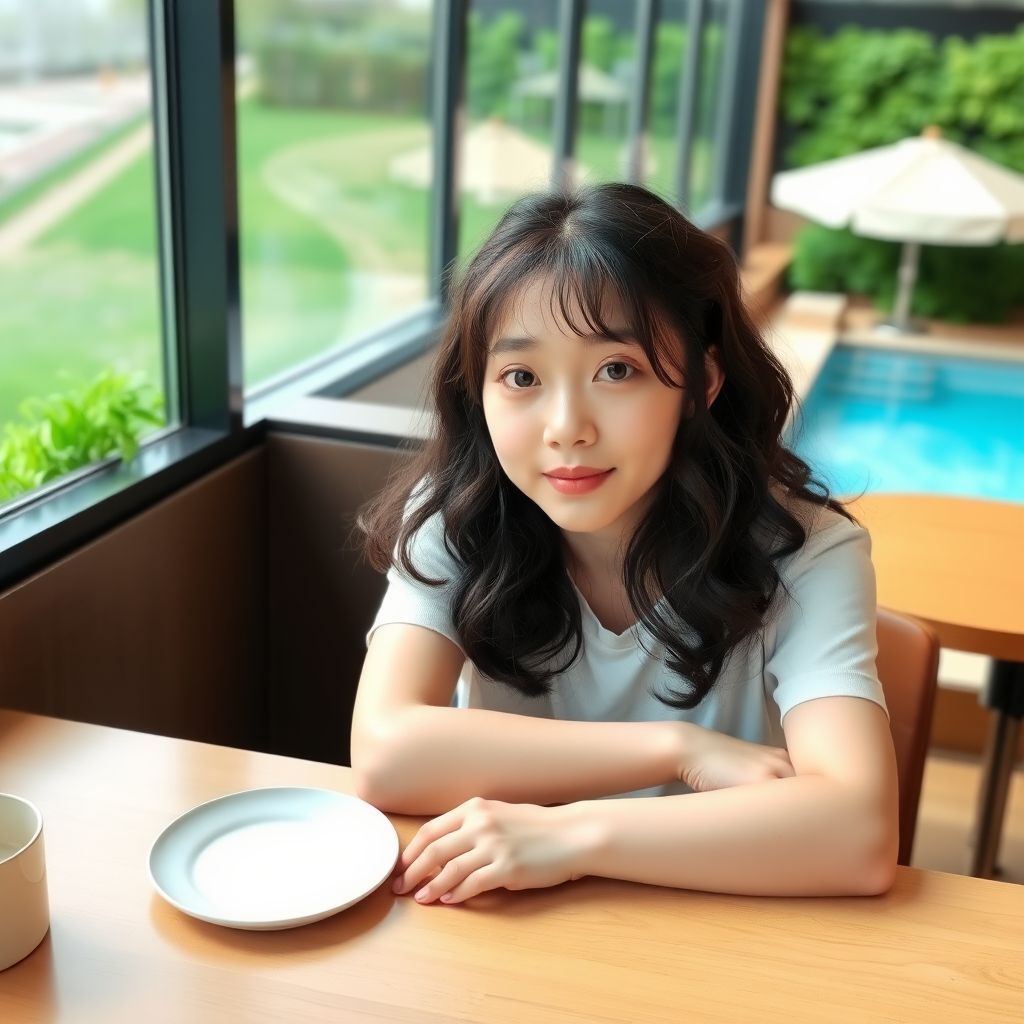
xmin=414 ymin=887 xmax=429 ymax=901
xmin=440 ymin=893 xmax=452 ymax=903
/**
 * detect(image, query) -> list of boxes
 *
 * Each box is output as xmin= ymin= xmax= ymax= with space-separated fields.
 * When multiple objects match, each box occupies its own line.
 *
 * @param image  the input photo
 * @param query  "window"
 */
xmin=572 ymin=2 xmax=637 ymax=187
xmin=0 ymin=0 xmax=765 ymax=587
xmin=0 ymin=0 xmax=166 ymax=506
xmin=458 ymin=0 xmax=559 ymax=257
xmin=687 ymin=0 xmax=732 ymax=215
xmin=645 ymin=0 xmax=691 ymax=202
xmin=235 ymin=0 xmax=436 ymax=391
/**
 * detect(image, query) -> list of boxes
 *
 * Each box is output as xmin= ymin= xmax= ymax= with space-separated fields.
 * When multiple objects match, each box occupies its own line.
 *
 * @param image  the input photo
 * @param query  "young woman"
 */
xmin=352 ymin=183 xmax=898 ymax=905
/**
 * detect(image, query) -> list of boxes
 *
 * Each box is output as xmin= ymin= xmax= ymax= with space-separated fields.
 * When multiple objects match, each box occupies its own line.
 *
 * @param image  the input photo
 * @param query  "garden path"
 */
xmin=0 ymin=124 xmax=151 ymax=260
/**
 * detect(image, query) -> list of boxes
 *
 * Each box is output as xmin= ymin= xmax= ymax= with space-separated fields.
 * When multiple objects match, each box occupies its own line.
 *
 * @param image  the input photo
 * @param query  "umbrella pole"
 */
xmin=886 ymin=240 xmax=923 ymax=334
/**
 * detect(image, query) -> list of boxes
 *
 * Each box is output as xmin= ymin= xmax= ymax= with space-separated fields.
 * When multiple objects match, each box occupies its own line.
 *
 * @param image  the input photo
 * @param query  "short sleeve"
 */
xmin=367 ymin=509 xmax=464 ymax=651
xmin=766 ymin=511 xmax=887 ymax=722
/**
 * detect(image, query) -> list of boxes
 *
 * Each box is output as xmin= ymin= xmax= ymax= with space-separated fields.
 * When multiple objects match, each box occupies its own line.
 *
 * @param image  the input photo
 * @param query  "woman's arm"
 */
xmin=393 ymin=696 xmax=898 ymax=899
xmin=350 ymin=623 xmax=793 ymax=815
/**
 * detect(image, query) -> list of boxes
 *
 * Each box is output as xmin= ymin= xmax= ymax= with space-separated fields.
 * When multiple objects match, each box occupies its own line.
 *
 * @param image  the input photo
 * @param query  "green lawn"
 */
xmin=236 ymin=101 xmax=431 ymax=384
xmin=0 ymin=117 xmax=146 ymax=224
xmin=0 ymin=102 xmax=436 ymax=425
xmin=0 ymin=140 xmax=163 ymax=425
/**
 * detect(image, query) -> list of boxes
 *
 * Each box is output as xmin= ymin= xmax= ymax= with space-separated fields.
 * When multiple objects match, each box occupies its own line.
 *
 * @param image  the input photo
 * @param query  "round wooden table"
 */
xmin=849 ymin=493 xmax=1024 ymax=878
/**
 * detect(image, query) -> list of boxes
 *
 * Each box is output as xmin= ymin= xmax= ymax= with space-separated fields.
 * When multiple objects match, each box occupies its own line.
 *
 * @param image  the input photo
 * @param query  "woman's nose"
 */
xmin=542 ymin=387 xmax=597 ymax=449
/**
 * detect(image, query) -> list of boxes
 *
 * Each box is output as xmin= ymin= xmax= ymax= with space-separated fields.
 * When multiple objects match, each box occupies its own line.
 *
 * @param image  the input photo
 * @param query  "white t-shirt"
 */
xmin=368 ymin=501 xmax=886 ymax=797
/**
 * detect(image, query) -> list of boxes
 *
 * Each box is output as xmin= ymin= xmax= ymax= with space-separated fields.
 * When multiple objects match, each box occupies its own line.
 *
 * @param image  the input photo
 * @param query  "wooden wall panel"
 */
xmin=0 ymin=448 xmax=268 ymax=749
xmin=266 ymin=432 xmax=410 ymax=766
xmin=742 ymin=0 xmax=790 ymax=255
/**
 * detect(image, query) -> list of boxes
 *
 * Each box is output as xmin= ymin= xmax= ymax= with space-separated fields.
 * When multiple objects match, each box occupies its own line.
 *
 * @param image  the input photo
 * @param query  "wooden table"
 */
xmin=849 ymin=494 xmax=1024 ymax=878
xmin=1 ymin=711 xmax=1023 ymax=1023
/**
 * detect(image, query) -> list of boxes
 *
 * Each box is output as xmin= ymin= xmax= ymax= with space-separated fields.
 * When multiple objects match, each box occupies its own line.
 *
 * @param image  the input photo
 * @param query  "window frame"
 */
xmin=0 ymin=0 xmax=767 ymax=592
xmin=0 ymin=0 xmax=251 ymax=590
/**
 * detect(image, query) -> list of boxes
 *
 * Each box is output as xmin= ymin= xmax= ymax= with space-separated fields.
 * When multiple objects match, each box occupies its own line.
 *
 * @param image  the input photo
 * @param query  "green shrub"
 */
xmin=782 ymin=27 xmax=944 ymax=167
xmin=791 ymin=226 xmax=1024 ymax=323
xmin=937 ymin=30 xmax=1024 ymax=173
xmin=0 ymin=372 xmax=163 ymax=504
xmin=790 ymin=225 xmax=900 ymax=299
xmin=782 ymin=26 xmax=1024 ymax=321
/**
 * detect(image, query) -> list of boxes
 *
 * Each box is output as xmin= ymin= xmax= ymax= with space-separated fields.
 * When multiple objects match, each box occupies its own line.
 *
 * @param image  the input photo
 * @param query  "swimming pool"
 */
xmin=789 ymin=345 xmax=1024 ymax=503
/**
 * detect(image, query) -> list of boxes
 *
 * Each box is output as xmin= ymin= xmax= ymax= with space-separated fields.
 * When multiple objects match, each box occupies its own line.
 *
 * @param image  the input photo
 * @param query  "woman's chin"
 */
xmin=532 ymin=499 xmax=626 ymax=536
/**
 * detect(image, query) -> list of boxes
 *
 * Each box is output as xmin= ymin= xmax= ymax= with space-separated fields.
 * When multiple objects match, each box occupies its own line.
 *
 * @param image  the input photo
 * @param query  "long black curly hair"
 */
xmin=361 ymin=183 xmax=846 ymax=709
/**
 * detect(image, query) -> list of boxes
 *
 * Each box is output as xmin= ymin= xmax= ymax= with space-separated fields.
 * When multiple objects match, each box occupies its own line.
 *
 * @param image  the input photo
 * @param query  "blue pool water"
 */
xmin=790 ymin=345 xmax=1024 ymax=503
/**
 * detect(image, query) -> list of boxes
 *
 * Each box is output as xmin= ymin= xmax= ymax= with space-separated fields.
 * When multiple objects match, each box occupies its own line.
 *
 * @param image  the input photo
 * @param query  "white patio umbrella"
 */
xmin=389 ymin=118 xmax=554 ymax=205
xmin=770 ymin=129 xmax=1024 ymax=332
xmin=510 ymin=63 xmax=631 ymax=105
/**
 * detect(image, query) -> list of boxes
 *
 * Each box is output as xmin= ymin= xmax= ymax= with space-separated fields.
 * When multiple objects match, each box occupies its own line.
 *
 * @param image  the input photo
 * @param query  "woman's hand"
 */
xmin=392 ymin=798 xmax=595 ymax=905
xmin=675 ymin=723 xmax=795 ymax=792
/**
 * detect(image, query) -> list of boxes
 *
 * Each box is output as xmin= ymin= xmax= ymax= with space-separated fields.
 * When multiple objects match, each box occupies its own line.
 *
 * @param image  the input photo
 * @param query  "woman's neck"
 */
xmin=562 ymin=522 xmax=636 ymax=636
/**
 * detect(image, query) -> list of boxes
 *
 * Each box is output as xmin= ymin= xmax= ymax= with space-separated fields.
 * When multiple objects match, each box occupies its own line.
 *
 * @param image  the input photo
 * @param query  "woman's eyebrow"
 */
xmin=490 ymin=330 xmax=638 ymax=355
xmin=490 ymin=335 xmax=538 ymax=355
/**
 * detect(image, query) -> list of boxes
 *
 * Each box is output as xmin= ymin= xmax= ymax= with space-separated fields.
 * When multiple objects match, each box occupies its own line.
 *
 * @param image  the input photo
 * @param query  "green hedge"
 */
xmin=257 ymin=15 xmax=431 ymax=114
xmin=0 ymin=372 xmax=163 ymax=504
xmin=782 ymin=25 xmax=1024 ymax=322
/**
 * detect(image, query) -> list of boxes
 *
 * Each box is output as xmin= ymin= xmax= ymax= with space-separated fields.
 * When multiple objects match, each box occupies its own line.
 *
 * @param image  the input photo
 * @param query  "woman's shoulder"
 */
xmin=774 ymin=490 xmax=869 ymax=581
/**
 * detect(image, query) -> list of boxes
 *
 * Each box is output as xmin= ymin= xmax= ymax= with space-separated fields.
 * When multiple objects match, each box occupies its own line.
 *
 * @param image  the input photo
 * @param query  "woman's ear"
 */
xmin=705 ymin=345 xmax=725 ymax=408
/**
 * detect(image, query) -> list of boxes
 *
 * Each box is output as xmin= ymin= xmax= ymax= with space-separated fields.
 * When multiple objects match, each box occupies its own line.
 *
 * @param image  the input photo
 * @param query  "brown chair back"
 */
xmin=875 ymin=608 xmax=940 ymax=865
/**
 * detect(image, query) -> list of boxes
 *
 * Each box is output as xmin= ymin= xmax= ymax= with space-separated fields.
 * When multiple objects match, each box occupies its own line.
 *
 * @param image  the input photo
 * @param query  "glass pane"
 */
xmin=687 ymin=0 xmax=727 ymax=212
xmin=458 ymin=0 xmax=558 ymax=258
xmin=573 ymin=1 xmax=635 ymax=186
xmin=236 ymin=0 xmax=434 ymax=389
xmin=644 ymin=0 xmax=690 ymax=202
xmin=0 ymin=0 xmax=165 ymax=506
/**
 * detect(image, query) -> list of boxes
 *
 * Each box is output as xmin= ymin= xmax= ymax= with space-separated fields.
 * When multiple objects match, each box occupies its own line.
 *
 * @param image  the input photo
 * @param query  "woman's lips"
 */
xmin=543 ymin=468 xmax=614 ymax=495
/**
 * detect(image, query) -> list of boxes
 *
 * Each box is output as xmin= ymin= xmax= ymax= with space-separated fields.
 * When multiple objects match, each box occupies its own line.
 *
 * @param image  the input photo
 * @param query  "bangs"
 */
xmin=462 ymin=222 xmax=690 ymax=390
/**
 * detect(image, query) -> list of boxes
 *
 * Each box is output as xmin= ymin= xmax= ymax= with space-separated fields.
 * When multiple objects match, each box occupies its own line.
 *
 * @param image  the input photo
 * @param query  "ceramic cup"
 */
xmin=0 ymin=794 xmax=49 ymax=971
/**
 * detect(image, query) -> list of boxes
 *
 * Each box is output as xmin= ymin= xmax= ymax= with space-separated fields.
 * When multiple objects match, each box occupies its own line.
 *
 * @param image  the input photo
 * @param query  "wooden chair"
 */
xmin=875 ymin=608 xmax=941 ymax=865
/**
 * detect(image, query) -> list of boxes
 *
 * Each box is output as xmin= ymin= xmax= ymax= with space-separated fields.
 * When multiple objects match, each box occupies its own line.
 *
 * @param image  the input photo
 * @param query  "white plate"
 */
xmin=149 ymin=787 xmax=399 ymax=930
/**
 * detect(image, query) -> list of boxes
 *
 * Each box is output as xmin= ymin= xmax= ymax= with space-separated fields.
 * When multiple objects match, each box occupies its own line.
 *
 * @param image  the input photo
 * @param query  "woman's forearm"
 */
xmin=352 ymin=705 xmax=680 ymax=814
xmin=566 ymin=774 xmax=897 ymax=896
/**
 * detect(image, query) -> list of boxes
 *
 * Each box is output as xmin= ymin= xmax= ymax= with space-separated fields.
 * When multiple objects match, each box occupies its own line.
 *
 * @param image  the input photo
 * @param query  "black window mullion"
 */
xmin=626 ymin=0 xmax=660 ymax=184
xmin=158 ymin=0 xmax=241 ymax=433
xmin=430 ymin=0 xmax=468 ymax=305
xmin=674 ymin=0 xmax=706 ymax=211
xmin=728 ymin=0 xmax=769 ymax=227
xmin=552 ymin=0 xmax=585 ymax=190
xmin=710 ymin=0 xmax=746 ymax=210
xmin=148 ymin=0 xmax=180 ymax=427
xmin=218 ymin=0 xmax=243 ymax=424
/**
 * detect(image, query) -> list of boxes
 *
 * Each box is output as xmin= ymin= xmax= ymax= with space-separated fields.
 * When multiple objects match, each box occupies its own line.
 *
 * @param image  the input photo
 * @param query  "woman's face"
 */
xmin=482 ymin=277 xmax=721 ymax=542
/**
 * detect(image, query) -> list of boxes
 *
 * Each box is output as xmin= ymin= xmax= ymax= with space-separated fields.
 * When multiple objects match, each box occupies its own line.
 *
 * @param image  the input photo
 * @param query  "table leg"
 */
xmin=968 ymin=660 xmax=1024 ymax=879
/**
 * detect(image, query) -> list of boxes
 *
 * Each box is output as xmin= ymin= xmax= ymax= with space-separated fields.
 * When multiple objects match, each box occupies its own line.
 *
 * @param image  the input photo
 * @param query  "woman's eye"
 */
xmin=598 ymin=362 xmax=634 ymax=382
xmin=503 ymin=369 xmax=537 ymax=389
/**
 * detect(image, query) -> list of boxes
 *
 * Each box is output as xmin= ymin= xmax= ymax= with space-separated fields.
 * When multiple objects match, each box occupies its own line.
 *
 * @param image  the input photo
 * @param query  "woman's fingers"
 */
xmin=397 ymin=806 xmax=465 ymax=872
xmin=413 ymin=847 xmax=492 ymax=904
xmin=394 ymin=827 xmax=476 ymax=894
xmin=438 ymin=864 xmax=506 ymax=905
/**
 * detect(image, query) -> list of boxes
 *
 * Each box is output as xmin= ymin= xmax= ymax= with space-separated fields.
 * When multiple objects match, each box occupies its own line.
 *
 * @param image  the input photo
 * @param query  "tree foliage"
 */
xmin=467 ymin=11 xmax=526 ymax=120
xmin=782 ymin=26 xmax=1024 ymax=322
